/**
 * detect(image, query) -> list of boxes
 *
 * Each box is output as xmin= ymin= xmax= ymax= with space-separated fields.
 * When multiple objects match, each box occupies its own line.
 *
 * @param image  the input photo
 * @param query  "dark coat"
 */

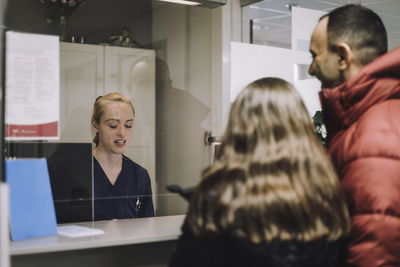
xmin=319 ymin=46 xmax=400 ymax=267
xmin=169 ymin=222 xmax=345 ymax=267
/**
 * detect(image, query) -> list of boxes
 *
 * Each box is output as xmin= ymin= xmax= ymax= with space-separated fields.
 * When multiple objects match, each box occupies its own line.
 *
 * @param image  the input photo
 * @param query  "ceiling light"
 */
xmin=252 ymin=24 xmax=269 ymax=30
xmin=285 ymin=3 xmax=300 ymax=12
xmin=158 ymin=0 xmax=201 ymax=6
xmin=253 ymin=24 xmax=261 ymax=30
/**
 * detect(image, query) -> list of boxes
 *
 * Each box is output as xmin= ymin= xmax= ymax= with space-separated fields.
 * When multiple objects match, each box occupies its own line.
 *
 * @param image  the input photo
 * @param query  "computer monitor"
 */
xmin=5 ymin=142 xmax=93 ymax=223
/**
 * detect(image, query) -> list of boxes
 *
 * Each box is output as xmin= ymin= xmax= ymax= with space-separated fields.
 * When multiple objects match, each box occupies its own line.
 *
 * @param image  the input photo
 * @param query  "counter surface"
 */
xmin=11 ymin=215 xmax=185 ymax=255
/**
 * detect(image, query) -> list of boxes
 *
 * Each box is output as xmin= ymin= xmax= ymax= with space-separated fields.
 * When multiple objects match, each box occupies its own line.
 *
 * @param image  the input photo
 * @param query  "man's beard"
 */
xmin=319 ymin=70 xmax=345 ymax=89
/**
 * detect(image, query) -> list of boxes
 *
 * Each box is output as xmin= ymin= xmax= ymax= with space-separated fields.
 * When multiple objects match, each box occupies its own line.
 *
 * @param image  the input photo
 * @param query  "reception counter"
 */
xmin=11 ymin=215 xmax=185 ymax=267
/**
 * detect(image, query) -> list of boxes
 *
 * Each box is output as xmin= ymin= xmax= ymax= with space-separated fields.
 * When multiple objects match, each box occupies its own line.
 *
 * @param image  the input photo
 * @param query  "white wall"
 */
xmin=231 ymin=42 xmax=294 ymax=101
xmin=230 ymin=6 xmax=326 ymax=118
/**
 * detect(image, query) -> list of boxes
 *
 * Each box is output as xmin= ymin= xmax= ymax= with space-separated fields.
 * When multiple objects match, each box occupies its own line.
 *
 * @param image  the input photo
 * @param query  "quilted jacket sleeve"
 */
xmin=328 ymin=100 xmax=400 ymax=267
xmin=341 ymin=158 xmax=400 ymax=267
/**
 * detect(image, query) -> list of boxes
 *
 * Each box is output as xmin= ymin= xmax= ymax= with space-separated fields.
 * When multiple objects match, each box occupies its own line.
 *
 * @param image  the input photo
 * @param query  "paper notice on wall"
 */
xmin=5 ymin=31 xmax=59 ymax=140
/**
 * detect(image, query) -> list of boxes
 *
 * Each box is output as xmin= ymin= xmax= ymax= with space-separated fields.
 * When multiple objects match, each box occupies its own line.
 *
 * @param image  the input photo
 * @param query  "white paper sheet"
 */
xmin=58 ymin=225 xmax=104 ymax=238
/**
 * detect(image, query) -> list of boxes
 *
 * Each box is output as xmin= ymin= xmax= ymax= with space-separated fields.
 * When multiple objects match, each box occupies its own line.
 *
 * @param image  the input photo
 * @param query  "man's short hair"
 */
xmin=325 ymin=4 xmax=387 ymax=66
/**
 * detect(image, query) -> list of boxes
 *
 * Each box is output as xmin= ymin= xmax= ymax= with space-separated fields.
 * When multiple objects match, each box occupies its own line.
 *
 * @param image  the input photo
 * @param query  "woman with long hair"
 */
xmin=169 ymin=77 xmax=350 ymax=267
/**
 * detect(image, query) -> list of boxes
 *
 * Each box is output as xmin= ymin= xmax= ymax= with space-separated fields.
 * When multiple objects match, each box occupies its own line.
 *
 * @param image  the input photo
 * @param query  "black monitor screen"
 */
xmin=5 ymin=142 xmax=93 ymax=223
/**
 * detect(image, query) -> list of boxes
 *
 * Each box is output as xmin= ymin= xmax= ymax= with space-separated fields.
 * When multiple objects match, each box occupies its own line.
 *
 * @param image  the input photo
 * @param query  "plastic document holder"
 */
xmin=6 ymin=159 xmax=58 ymax=241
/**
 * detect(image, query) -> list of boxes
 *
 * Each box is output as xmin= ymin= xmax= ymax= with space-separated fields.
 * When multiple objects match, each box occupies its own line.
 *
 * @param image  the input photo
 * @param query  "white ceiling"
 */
xmin=247 ymin=0 xmax=400 ymax=50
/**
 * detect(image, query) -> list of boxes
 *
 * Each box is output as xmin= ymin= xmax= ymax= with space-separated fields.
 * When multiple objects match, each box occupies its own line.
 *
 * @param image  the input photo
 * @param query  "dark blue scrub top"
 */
xmin=94 ymin=155 xmax=155 ymax=221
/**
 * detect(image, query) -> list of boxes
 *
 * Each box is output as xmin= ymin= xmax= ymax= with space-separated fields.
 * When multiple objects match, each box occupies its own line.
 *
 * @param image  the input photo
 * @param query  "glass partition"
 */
xmin=4 ymin=0 xmax=219 ymax=222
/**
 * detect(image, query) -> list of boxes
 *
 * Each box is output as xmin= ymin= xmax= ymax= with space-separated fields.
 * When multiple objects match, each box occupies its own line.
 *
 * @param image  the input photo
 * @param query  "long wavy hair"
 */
xmin=91 ymin=92 xmax=135 ymax=147
xmin=187 ymin=77 xmax=350 ymax=243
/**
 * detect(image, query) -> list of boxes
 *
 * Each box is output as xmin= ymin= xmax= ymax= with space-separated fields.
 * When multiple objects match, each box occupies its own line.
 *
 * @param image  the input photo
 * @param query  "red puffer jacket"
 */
xmin=319 ymin=46 xmax=400 ymax=267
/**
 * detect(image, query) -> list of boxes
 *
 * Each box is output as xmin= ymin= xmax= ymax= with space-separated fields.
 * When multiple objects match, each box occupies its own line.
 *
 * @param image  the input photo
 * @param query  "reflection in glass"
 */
xmin=156 ymin=58 xmax=211 ymax=215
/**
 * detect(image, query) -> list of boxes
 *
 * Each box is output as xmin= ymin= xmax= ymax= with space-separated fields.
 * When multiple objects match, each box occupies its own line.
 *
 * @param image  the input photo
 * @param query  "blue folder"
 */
xmin=6 ymin=159 xmax=58 ymax=241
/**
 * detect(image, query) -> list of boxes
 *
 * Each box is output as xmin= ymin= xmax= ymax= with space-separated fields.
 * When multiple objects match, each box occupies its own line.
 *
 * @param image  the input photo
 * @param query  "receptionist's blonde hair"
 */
xmin=187 ymin=77 xmax=350 ymax=243
xmin=91 ymin=92 xmax=135 ymax=147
